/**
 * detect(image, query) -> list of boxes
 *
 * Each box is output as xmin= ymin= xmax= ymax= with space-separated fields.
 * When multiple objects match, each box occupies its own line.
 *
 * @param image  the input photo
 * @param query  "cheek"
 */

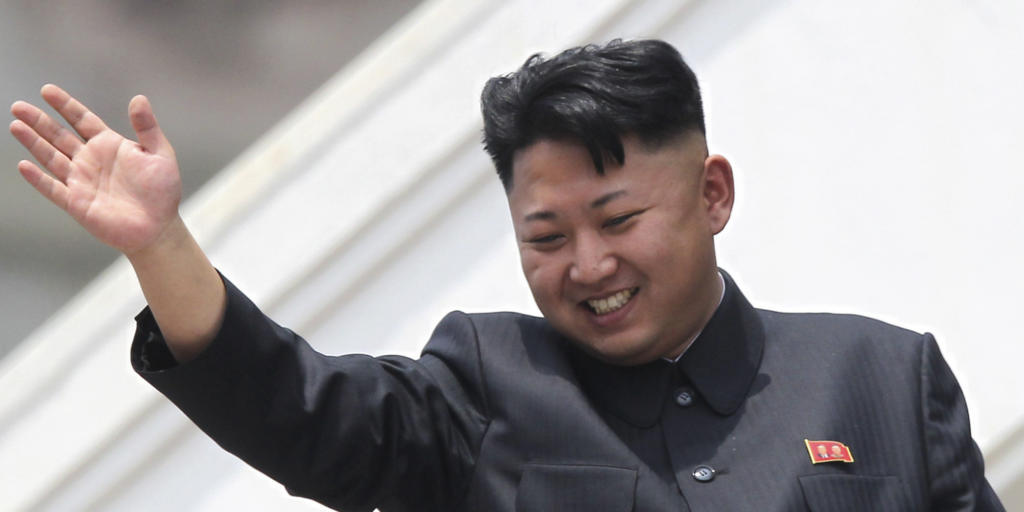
xmin=520 ymin=250 xmax=569 ymax=299
xmin=626 ymin=222 xmax=681 ymax=264
xmin=519 ymin=250 xmax=538 ymax=277
xmin=626 ymin=219 xmax=709 ymax=278
xmin=520 ymin=253 xmax=556 ymax=296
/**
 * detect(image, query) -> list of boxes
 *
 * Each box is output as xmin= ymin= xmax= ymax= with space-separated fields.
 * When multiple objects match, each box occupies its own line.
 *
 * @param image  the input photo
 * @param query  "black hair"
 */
xmin=480 ymin=39 xmax=706 ymax=191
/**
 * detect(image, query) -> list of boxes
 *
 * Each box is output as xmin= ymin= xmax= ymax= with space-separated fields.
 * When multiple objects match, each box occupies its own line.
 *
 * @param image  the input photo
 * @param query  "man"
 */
xmin=9 ymin=40 xmax=1002 ymax=510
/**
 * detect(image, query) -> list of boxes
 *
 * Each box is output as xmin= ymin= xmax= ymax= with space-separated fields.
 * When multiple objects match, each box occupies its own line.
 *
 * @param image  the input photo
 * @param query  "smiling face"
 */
xmin=507 ymin=134 xmax=734 ymax=365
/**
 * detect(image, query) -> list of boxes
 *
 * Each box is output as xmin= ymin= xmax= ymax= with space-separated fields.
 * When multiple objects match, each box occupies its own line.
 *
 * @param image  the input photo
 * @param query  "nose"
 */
xmin=568 ymin=232 xmax=617 ymax=285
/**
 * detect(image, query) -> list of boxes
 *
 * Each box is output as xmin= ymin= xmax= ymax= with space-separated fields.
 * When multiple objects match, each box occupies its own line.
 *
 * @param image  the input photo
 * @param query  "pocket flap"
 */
xmin=516 ymin=463 xmax=636 ymax=512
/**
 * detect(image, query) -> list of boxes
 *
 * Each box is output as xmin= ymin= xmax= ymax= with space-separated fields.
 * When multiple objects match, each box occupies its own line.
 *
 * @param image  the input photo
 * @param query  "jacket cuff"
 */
xmin=129 ymin=271 xmax=232 ymax=373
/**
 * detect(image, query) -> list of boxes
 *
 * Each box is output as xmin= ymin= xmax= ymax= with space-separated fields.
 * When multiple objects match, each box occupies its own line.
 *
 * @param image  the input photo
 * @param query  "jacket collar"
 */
xmin=567 ymin=270 xmax=765 ymax=427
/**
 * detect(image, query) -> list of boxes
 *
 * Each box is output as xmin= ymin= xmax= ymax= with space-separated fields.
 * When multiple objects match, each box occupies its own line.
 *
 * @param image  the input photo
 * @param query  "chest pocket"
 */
xmin=799 ymin=474 xmax=907 ymax=511
xmin=515 ymin=463 xmax=636 ymax=512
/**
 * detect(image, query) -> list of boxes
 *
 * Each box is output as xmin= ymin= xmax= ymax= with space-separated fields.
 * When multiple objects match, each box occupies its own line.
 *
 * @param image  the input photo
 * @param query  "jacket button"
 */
xmin=692 ymin=465 xmax=715 ymax=482
xmin=675 ymin=387 xmax=695 ymax=407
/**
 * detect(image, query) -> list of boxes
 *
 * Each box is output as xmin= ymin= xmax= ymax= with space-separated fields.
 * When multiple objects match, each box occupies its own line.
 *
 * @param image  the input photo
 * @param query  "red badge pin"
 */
xmin=804 ymin=439 xmax=854 ymax=464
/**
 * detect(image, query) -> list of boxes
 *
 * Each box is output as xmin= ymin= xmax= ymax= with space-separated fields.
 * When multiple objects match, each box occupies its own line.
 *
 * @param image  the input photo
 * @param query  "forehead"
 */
xmin=506 ymin=136 xmax=704 ymax=210
xmin=511 ymin=139 xmax=598 ymax=188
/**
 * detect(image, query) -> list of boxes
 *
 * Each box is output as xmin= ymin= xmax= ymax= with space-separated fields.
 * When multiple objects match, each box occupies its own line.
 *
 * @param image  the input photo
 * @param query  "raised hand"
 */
xmin=10 ymin=84 xmax=182 ymax=256
xmin=10 ymin=85 xmax=225 ymax=361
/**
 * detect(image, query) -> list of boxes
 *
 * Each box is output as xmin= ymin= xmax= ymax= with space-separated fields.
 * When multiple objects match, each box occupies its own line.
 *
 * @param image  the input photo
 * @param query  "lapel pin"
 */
xmin=804 ymin=439 xmax=854 ymax=464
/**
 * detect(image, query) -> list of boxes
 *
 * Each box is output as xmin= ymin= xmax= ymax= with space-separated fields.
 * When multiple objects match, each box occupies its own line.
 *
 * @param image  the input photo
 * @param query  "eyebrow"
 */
xmin=522 ymin=190 xmax=628 ymax=222
xmin=590 ymin=190 xmax=627 ymax=208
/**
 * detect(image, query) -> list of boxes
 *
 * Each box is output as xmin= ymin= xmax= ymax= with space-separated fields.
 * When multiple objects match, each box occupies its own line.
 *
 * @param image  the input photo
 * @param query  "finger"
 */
xmin=9 ymin=119 xmax=74 ymax=182
xmin=18 ymin=160 xmax=70 ymax=211
xmin=40 ymin=84 xmax=109 ymax=141
xmin=129 ymin=95 xmax=171 ymax=156
xmin=10 ymin=100 xmax=84 ymax=159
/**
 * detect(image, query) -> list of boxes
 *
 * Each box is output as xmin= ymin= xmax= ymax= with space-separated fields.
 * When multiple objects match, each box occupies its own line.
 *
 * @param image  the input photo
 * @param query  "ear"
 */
xmin=702 ymin=154 xmax=734 ymax=235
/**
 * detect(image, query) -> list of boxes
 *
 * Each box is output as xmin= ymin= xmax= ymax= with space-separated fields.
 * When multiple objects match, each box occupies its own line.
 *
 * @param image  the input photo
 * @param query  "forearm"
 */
xmin=132 ymin=287 xmax=484 ymax=511
xmin=127 ymin=215 xmax=226 ymax=363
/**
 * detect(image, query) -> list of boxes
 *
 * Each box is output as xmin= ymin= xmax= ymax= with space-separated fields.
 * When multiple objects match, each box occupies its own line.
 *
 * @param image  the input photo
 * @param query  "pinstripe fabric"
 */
xmin=134 ymin=271 xmax=1003 ymax=511
xmin=798 ymin=474 xmax=904 ymax=510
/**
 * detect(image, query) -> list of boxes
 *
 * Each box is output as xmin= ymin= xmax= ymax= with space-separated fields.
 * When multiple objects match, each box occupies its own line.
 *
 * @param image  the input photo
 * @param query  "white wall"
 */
xmin=1 ymin=0 xmax=1020 ymax=510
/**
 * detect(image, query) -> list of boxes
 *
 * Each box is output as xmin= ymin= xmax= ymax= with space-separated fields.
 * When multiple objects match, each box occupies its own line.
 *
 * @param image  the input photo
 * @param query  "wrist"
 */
xmin=125 ymin=215 xmax=191 ymax=269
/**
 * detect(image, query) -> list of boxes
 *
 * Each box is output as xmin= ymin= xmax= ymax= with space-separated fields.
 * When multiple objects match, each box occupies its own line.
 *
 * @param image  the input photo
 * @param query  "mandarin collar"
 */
xmin=567 ymin=270 xmax=765 ymax=427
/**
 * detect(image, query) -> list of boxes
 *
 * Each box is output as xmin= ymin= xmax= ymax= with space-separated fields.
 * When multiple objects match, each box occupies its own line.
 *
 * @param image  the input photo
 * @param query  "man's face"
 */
xmin=507 ymin=135 xmax=733 ymax=365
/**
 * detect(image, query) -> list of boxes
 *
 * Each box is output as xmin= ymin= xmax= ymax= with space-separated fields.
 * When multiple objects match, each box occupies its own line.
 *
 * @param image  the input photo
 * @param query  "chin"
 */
xmin=573 ymin=336 xmax=660 ymax=366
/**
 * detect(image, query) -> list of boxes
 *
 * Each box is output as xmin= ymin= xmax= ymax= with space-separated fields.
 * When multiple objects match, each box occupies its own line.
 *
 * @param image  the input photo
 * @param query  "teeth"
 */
xmin=587 ymin=289 xmax=635 ymax=315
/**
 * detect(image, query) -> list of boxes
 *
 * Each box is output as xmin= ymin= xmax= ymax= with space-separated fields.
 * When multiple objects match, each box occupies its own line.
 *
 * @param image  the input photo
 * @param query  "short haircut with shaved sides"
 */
xmin=480 ymin=39 xmax=706 ymax=191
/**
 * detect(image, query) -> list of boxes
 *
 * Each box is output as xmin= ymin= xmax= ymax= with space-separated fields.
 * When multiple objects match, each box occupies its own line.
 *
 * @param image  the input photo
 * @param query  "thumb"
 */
xmin=129 ymin=95 xmax=172 ymax=156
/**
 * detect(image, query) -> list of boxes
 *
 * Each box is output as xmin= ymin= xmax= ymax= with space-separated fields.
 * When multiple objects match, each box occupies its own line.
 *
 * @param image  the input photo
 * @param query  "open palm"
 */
xmin=10 ymin=84 xmax=182 ymax=255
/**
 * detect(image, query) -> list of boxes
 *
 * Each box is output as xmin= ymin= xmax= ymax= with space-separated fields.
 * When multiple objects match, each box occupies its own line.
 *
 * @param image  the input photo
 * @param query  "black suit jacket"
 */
xmin=132 ymin=272 xmax=1003 ymax=511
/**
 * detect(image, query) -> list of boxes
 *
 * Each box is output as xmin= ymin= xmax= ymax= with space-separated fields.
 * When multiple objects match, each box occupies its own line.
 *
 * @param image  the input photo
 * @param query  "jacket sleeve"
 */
xmin=131 ymin=275 xmax=489 ymax=512
xmin=920 ymin=335 xmax=1004 ymax=511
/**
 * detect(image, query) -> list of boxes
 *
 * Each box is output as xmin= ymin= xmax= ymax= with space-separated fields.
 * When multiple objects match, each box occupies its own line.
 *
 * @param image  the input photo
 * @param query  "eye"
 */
xmin=527 ymin=233 xmax=564 ymax=245
xmin=604 ymin=211 xmax=642 ymax=229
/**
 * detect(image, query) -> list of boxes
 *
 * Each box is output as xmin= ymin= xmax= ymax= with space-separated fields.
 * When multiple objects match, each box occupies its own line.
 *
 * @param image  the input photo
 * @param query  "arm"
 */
xmin=134 ymin=281 xmax=488 ymax=511
xmin=920 ymin=335 xmax=1004 ymax=510
xmin=12 ymin=86 xmax=487 ymax=510
xmin=9 ymin=85 xmax=224 ymax=362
